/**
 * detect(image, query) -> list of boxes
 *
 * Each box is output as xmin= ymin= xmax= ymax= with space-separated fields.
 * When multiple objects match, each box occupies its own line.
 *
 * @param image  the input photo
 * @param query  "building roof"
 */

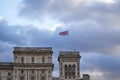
xmin=58 ymin=51 xmax=81 ymax=61
xmin=59 ymin=51 xmax=80 ymax=54
xmin=13 ymin=47 xmax=53 ymax=54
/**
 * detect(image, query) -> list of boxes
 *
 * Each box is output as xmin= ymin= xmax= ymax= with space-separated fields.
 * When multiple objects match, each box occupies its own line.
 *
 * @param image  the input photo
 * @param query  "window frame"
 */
xmin=31 ymin=57 xmax=35 ymax=63
xmin=21 ymin=57 xmax=24 ymax=63
xmin=42 ymin=57 xmax=45 ymax=63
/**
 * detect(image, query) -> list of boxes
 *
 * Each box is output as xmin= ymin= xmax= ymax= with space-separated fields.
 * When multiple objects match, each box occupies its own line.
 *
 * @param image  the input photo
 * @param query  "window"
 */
xmin=78 ymin=67 xmax=79 ymax=71
xmin=31 ymin=70 xmax=34 ymax=74
xmin=21 ymin=70 xmax=24 ymax=74
xmin=77 ymin=63 xmax=80 ymax=72
xmin=61 ymin=63 xmax=63 ymax=71
xmin=42 ymin=70 xmax=44 ymax=74
xmin=73 ymin=76 xmax=75 ymax=79
xmin=41 ymin=77 xmax=45 ymax=80
xmin=20 ymin=77 xmax=24 ymax=80
xmin=42 ymin=57 xmax=45 ymax=63
xmin=69 ymin=65 xmax=71 ymax=69
xmin=69 ymin=76 xmax=71 ymax=79
xmin=8 ymin=72 xmax=11 ymax=76
xmin=78 ymin=72 xmax=79 ymax=75
xmin=73 ymin=65 xmax=75 ymax=70
xmin=64 ymin=65 xmax=67 ymax=70
xmin=21 ymin=57 xmax=24 ymax=63
xmin=15 ymin=71 xmax=17 ymax=73
xmin=72 ymin=72 xmax=75 ymax=76
xmin=65 ymin=77 xmax=67 ymax=79
xmin=65 ymin=72 xmax=67 ymax=76
xmin=49 ymin=71 xmax=51 ymax=73
xmin=31 ymin=57 xmax=34 ymax=63
xmin=68 ymin=72 xmax=71 ymax=76
xmin=7 ymin=78 xmax=11 ymax=80
xmin=77 ymin=63 xmax=79 ymax=66
xmin=31 ymin=77 xmax=35 ymax=80
xmin=15 ymin=75 xmax=17 ymax=78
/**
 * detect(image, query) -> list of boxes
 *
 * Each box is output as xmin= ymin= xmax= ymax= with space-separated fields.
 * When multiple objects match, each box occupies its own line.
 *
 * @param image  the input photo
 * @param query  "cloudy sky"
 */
xmin=0 ymin=0 xmax=120 ymax=80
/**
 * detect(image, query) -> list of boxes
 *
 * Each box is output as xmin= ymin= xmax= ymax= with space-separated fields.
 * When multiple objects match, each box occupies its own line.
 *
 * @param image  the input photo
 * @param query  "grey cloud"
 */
xmin=19 ymin=0 xmax=120 ymax=54
xmin=81 ymin=53 xmax=120 ymax=80
xmin=0 ymin=19 xmax=120 ymax=80
xmin=1 ymin=0 xmax=120 ymax=80
xmin=56 ymin=22 xmax=120 ymax=54
xmin=20 ymin=0 xmax=120 ymax=22
xmin=0 ymin=20 xmax=25 ymax=45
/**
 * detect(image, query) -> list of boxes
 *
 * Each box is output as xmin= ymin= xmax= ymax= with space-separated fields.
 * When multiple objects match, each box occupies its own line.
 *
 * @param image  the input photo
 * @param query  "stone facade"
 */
xmin=58 ymin=51 xmax=81 ymax=80
xmin=0 ymin=47 xmax=90 ymax=80
xmin=0 ymin=47 xmax=54 ymax=80
xmin=82 ymin=74 xmax=90 ymax=80
xmin=0 ymin=63 xmax=13 ymax=80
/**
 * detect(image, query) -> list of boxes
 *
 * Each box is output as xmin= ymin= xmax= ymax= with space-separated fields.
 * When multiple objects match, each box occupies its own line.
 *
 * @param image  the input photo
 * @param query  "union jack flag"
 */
xmin=59 ymin=31 xmax=68 ymax=36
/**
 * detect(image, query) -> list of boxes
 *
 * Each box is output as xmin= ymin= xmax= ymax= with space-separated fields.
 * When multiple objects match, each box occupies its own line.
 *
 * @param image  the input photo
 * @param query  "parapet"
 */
xmin=14 ymin=47 xmax=52 ymax=51
xmin=59 ymin=51 xmax=79 ymax=54
xmin=13 ymin=47 xmax=53 ymax=54
xmin=58 ymin=51 xmax=81 ymax=61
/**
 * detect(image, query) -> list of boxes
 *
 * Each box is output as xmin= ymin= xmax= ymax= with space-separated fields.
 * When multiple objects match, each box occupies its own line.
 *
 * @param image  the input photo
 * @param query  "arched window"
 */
xmin=21 ymin=70 xmax=24 ymax=74
xmin=69 ymin=65 xmax=71 ymax=69
xmin=64 ymin=65 xmax=67 ymax=70
xmin=73 ymin=64 xmax=75 ymax=70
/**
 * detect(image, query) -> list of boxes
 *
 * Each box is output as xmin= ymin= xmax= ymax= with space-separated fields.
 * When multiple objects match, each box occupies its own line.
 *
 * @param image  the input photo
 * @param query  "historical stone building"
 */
xmin=58 ymin=51 xmax=90 ymax=80
xmin=0 ymin=47 xmax=90 ymax=80
xmin=0 ymin=47 xmax=54 ymax=80
xmin=58 ymin=51 xmax=81 ymax=80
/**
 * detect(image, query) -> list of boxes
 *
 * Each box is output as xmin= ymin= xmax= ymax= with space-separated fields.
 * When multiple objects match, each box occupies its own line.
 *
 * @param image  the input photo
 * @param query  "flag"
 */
xmin=59 ymin=31 xmax=68 ymax=36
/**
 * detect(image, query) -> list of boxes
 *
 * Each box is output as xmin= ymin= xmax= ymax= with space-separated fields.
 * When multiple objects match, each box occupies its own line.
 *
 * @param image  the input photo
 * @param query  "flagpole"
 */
xmin=67 ymin=30 xmax=75 ymax=52
xmin=59 ymin=31 xmax=69 ymax=51
xmin=67 ymin=30 xmax=70 ymax=51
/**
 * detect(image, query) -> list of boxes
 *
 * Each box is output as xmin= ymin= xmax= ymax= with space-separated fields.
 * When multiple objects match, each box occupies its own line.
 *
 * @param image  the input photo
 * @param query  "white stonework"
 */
xmin=0 ymin=47 xmax=90 ymax=80
xmin=58 ymin=51 xmax=81 ymax=80
xmin=0 ymin=47 xmax=54 ymax=80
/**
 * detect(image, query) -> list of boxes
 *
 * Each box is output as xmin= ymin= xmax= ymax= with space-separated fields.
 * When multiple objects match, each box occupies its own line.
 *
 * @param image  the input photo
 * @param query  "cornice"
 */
xmin=13 ymin=51 xmax=53 ymax=55
xmin=13 ymin=63 xmax=54 ymax=67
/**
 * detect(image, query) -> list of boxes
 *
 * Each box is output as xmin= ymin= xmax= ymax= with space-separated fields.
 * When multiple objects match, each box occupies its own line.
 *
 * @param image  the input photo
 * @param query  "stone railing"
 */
xmin=59 ymin=51 xmax=79 ymax=54
xmin=14 ymin=47 xmax=52 ymax=52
